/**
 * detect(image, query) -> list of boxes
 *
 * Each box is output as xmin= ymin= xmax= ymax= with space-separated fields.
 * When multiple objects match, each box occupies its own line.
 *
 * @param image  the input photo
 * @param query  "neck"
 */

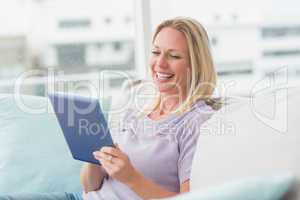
xmin=148 ymin=93 xmax=187 ymax=120
xmin=158 ymin=93 xmax=187 ymax=114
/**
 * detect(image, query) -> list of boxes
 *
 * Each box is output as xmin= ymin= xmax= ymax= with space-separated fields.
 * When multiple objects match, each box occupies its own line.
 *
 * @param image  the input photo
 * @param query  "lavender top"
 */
xmin=83 ymin=100 xmax=214 ymax=200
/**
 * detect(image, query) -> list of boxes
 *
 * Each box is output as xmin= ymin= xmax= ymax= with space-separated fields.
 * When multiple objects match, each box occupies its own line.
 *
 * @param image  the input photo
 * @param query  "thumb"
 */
xmin=114 ymin=143 xmax=120 ymax=149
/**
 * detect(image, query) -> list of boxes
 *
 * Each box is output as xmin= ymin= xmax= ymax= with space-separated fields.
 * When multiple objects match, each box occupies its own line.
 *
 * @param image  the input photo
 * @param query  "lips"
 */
xmin=156 ymin=72 xmax=174 ymax=81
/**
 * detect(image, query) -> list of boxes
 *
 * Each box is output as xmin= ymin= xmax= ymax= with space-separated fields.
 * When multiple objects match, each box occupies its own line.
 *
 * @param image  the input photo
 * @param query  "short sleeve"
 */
xmin=177 ymin=121 xmax=200 ymax=185
xmin=177 ymin=104 xmax=215 ymax=185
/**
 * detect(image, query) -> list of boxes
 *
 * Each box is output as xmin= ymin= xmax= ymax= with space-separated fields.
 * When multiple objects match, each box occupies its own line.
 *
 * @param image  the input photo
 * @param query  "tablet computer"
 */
xmin=48 ymin=93 xmax=114 ymax=165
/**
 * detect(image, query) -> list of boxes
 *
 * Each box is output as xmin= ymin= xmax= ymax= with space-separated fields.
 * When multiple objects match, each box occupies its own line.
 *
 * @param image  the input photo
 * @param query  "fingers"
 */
xmin=95 ymin=154 xmax=124 ymax=177
xmin=100 ymin=146 xmax=121 ymax=157
xmin=100 ymin=158 xmax=119 ymax=174
xmin=93 ymin=151 xmax=123 ymax=165
xmin=92 ymin=144 xmax=134 ymax=183
xmin=93 ymin=151 xmax=111 ymax=161
xmin=92 ymin=144 xmax=126 ymax=174
xmin=114 ymin=143 xmax=120 ymax=149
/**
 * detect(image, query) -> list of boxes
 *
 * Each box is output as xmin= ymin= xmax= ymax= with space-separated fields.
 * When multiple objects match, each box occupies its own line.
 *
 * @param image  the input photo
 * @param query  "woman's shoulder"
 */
xmin=181 ymin=99 xmax=216 ymax=122
xmin=170 ymin=100 xmax=216 ymax=138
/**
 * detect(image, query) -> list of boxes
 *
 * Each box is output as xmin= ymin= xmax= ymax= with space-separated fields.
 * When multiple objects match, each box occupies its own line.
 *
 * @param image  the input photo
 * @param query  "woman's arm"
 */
xmin=93 ymin=145 xmax=186 ymax=199
xmin=180 ymin=180 xmax=190 ymax=193
xmin=80 ymin=163 xmax=107 ymax=193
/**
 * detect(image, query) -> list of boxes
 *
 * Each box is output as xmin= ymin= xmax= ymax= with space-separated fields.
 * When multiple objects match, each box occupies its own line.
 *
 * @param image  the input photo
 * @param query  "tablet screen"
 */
xmin=49 ymin=93 xmax=114 ymax=165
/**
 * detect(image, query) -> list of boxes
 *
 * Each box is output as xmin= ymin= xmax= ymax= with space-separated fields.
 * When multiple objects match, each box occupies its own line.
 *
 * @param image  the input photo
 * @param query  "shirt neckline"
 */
xmin=144 ymin=100 xmax=205 ymax=123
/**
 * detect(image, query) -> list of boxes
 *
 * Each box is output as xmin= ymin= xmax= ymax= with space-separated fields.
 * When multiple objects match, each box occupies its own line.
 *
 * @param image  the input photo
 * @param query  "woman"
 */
xmin=80 ymin=17 xmax=217 ymax=200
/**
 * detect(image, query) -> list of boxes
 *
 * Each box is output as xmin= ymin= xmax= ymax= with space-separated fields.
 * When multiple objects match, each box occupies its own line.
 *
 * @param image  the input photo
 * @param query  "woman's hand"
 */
xmin=94 ymin=144 xmax=178 ymax=199
xmin=80 ymin=163 xmax=106 ymax=192
xmin=93 ymin=144 xmax=138 ymax=186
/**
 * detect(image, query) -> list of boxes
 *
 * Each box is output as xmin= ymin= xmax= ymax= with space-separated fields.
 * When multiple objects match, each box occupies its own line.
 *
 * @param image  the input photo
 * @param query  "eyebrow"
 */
xmin=152 ymin=45 xmax=182 ymax=53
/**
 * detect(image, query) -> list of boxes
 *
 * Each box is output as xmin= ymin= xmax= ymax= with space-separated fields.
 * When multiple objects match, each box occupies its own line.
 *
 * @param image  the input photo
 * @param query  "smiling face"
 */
xmin=150 ymin=27 xmax=191 ymax=98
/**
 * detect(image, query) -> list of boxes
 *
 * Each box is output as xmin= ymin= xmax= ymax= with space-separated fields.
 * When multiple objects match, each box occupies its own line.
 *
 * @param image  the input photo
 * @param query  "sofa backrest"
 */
xmin=191 ymin=86 xmax=300 ymax=199
xmin=0 ymin=94 xmax=110 ymax=194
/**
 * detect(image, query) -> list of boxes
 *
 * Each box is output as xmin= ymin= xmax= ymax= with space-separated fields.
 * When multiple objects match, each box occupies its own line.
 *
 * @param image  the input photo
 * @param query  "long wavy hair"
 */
xmin=148 ymin=17 xmax=217 ymax=114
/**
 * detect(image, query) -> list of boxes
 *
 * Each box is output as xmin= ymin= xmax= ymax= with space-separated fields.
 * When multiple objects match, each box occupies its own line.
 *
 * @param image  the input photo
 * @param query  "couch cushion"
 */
xmin=191 ymin=86 xmax=300 ymax=198
xmin=162 ymin=173 xmax=295 ymax=200
xmin=0 ymin=94 xmax=110 ymax=194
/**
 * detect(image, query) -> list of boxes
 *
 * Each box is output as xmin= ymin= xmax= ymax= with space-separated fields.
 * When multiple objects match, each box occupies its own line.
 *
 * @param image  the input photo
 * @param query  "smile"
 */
xmin=156 ymin=72 xmax=174 ymax=81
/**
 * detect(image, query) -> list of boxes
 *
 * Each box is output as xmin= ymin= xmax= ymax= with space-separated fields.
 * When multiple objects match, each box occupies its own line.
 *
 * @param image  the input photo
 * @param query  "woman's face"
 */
xmin=150 ymin=27 xmax=191 ymax=98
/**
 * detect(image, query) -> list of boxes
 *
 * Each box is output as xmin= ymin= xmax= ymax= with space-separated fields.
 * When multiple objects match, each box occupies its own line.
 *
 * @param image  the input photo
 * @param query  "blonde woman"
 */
xmin=81 ymin=17 xmax=217 ymax=200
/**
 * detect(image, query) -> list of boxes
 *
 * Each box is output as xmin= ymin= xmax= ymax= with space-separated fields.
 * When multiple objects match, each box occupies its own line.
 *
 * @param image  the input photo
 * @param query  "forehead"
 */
xmin=153 ymin=27 xmax=189 ymax=52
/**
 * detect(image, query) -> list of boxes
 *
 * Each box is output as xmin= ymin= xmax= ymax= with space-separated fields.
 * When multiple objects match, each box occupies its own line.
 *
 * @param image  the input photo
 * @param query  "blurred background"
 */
xmin=0 ymin=0 xmax=299 ymax=98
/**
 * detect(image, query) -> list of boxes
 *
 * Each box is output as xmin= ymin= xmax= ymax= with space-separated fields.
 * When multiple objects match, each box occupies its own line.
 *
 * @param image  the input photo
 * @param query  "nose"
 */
xmin=155 ymin=53 xmax=168 ymax=69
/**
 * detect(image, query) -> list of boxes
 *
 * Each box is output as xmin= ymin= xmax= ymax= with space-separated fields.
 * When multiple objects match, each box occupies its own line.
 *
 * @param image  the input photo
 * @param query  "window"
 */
xmin=149 ymin=0 xmax=300 ymax=95
xmin=263 ymin=49 xmax=300 ymax=57
xmin=0 ymin=0 xmax=138 ymax=97
xmin=262 ymin=26 xmax=300 ymax=38
xmin=56 ymin=44 xmax=86 ymax=67
xmin=216 ymin=60 xmax=253 ymax=75
xmin=211 ymin=36 xmax=218 ymax=46
xmin=113 ymin=42 xmax=122 ymax=51
xmin=104 ymin=17 xmax=112 ymax=25
xmin=0 ymin=37 xmax=26 ymax=65
xmin=58 ymin=19 xmax=91 ymax=29
xmin=124 ymin=16 xmax=132 ymax=24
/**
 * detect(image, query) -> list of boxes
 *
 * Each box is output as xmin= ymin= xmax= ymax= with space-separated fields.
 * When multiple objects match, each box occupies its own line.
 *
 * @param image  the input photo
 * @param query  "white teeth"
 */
xmin=156 ymin=72 xmax=173 ymax=79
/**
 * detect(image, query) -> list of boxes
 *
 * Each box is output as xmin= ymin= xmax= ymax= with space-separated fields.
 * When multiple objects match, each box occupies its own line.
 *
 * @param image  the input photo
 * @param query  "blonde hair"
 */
xmin=147 ymin=17 xmax=217 ymax=114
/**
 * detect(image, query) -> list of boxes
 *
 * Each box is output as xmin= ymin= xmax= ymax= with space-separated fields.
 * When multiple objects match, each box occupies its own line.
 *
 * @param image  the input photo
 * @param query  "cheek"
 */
xmin=174 ymin=63 xmax=190 ymax=81
xmin=149 ymin=58 xmax=156 ymax=73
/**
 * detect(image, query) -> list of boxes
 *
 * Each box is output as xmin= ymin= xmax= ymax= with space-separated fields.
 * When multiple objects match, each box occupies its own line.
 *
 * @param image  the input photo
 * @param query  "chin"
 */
xmin=156 ymin=85 xmax=178 ymax=95
xmin=158 ymin=88 xmax=172 ymax=94
xmin=152 ymin=77 xmax=181 ymax=95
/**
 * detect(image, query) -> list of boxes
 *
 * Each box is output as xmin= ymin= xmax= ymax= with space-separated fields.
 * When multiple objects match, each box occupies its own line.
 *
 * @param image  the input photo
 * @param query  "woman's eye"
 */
xmin=151 ymin=51 xmax=160 ymax=55
xmin=170 ymin=55 xmax=181 ymax=59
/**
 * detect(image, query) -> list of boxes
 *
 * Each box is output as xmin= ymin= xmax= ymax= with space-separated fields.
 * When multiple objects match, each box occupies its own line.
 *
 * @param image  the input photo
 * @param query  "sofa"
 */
xmin=0 ymin=84 xmax=299 ymax=200
xmin=187 ymin=85 xmax=300 ymax=199
xmin=0 ymin=94 xmax=110 ymax=199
